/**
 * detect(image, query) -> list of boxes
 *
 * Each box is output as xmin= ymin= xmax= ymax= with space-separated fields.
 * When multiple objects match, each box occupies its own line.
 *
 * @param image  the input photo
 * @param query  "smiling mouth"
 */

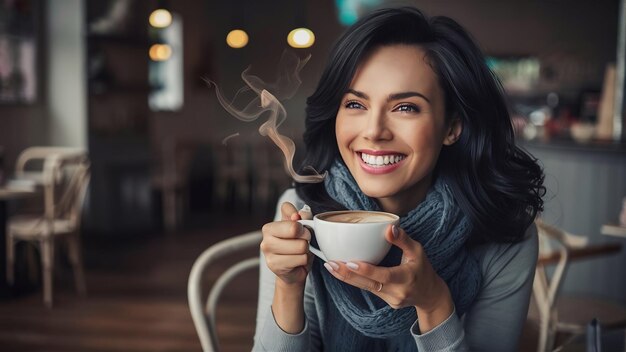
xmin=357 ymin=151 xmax=406 ymax=167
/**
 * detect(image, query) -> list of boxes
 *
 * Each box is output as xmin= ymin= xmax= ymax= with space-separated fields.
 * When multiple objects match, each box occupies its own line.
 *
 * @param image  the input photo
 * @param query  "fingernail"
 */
xmin=323 ymin=263 xmax=334 ymax=272
xmin=392 ymin=225 xmax=399 ymax=239
xmin=328 ymin=261 xmax=339 ymax=270
xmin=346 ymin=262 xmax=359 ymax=270
xmin=300 ymin=204 xmax=311 ymax=213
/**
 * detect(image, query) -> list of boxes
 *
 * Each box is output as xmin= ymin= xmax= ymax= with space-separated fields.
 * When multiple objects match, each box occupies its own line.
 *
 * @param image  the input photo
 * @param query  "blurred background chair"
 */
xmin=531 ymin=218 xmax=626 ymax=351
xmin=6 ymin=147 xmax=91 ymax=307
xmin=188 ymin=230 xmax=261 ymax=352
xmin=212 ymin=140 xmax=250 ymax=210
xmin=250 ymin=139 xmax=291 ymax=211
xmin=152 ymin=138 xmax=196 ymax=232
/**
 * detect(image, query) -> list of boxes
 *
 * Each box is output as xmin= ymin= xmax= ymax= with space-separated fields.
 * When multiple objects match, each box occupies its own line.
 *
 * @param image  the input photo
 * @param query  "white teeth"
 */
xmin=360 ymin=152 xmax=405 ymax=167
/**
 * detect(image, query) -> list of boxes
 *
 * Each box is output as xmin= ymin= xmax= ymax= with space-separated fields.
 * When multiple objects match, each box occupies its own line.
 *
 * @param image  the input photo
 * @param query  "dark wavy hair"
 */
xmin=295 ymin=7 xmax=545 ymax=243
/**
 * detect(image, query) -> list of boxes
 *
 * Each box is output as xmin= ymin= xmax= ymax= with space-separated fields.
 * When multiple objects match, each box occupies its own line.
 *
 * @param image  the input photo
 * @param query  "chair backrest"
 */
xmin=15 ymin=147 xmax=90 ymax=232
xmin=534 ymin=219 xmax=589 ymax=323
xmin=534 ymin=219 xmax=584 ymax=352
xmin=15 ymin=147 xmax=86 ymax=182
xmin=55 ymin=162 xmax=91 ymax=229
xmin=188 ymin=230 xmax=262 ymax=352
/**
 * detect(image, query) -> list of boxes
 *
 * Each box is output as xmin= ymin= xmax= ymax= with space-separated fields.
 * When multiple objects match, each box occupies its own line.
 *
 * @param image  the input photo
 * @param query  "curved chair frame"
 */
xmin=188 ymin=230 xmax=262 ymax=352
xmin=534 ymin=219 xmax=625 ymax=351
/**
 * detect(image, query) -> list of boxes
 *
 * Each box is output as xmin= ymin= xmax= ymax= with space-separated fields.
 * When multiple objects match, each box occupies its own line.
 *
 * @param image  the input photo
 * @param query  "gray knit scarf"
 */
xmin=308 ymin=160 xmax=481 ymax=351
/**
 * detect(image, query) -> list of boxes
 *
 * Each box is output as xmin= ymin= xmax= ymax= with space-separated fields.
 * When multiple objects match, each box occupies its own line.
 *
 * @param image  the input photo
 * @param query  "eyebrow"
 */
xmin=345 ymin=88 xmax=431 ymax=104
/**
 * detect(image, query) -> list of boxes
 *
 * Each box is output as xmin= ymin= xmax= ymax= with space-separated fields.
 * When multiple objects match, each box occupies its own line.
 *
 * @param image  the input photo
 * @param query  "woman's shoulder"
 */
xmin=470 ymin=223 xmax=539 ymax=284
xmin=273 ymin=188 xmax=305 ymax=221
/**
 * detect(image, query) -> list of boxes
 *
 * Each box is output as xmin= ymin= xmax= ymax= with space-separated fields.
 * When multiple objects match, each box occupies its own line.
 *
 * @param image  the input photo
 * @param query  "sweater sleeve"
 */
xmin=252 ymin=277 xmax=321 ymax=352
xmin=411 ymin=308 xmax=468 ymax=351
xmin=253 ymin=306 xmax=312 ymax=351
xmin=253 ymin=189 xmax=321 ymax=351
xmin=463 ymin=225 xmax=538 ymax=351
xmin=409 ymin=225 xmax=538 ymax=351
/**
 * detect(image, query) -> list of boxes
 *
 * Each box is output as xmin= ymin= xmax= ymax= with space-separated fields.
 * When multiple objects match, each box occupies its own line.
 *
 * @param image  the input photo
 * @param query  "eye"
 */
xmin=344 ymin=100 xmax=365 ymax=110
xmin=395 ymin=104 xmax=420 ymax=113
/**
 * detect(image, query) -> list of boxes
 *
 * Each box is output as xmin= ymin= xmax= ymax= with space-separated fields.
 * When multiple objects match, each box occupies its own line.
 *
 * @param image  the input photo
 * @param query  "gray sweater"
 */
xmin=253 ymin=189 xmax=538 ymax=351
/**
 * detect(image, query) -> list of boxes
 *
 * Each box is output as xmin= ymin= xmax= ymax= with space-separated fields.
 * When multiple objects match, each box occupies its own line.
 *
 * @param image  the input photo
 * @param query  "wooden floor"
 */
xmin=0 ymin=212 xmax=266 ymax=352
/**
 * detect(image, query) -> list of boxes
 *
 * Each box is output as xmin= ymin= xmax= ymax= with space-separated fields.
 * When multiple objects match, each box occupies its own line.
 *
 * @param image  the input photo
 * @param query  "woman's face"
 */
xmin=335 ymin=44 xmax=460 ymax=214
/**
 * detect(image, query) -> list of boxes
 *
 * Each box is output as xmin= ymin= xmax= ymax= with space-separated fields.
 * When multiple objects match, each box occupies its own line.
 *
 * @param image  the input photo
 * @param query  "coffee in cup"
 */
xmin=319 ymin=211 xmax=397 ymax=224
xmin=298 ymin=210 xmax=398 ymax=264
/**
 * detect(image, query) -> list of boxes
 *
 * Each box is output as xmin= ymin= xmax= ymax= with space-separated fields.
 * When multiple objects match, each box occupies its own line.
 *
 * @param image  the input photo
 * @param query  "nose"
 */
xmin=363 ymin=109 xmax=392 ymax=141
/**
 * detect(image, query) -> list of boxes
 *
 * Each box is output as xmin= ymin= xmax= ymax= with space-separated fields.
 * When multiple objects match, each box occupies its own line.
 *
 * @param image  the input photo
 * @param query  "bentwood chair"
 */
xmin=6 ymin=147 xmax=90 ymax=307
xmin=188 ymin=230 xmax=262 ymax=352
xmin=532 ymin=219 xmax=626 ymax=351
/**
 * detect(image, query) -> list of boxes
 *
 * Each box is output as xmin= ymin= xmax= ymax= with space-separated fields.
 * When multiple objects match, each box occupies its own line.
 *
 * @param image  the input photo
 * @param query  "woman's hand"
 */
xmin=323 ymin=224 xmax=454 ymax=333
xmin=261 ymin=202 xmax=313 ymax=334
xmin=260 ymin=202 xmax=313 ymax=287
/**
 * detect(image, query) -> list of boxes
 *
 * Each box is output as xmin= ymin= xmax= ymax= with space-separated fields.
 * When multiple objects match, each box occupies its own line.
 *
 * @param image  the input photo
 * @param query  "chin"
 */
xmin=355 ymin=179 xmax=400 ymax=199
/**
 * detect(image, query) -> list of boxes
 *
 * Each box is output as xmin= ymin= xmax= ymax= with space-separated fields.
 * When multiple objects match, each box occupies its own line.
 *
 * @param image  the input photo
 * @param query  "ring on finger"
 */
xmin=375 ymin=281 xmax=383 ymax=292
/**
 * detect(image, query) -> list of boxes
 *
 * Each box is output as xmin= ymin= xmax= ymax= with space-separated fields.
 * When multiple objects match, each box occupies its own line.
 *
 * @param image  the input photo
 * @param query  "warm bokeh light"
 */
xmin=149 ymin=9 xmax=172 ymax=28
xmin=287 ymin=28 xmax=315 ymax=48
xmin=149 ymin=44 xmax=172 ymax=61
xmin=226 ymin=29 xmax=249 ymax=48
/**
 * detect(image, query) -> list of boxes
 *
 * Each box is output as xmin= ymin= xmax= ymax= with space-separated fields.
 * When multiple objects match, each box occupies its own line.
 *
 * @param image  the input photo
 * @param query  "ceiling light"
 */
xmin=226 ymin=29 xmax=249 ymax=49
xmin=287 ymin=28 xmax=314 ymax=48
xmin=149 ymin=9 xmax=172 ymax=28
xmin=149 ymin=44 xmax=172 ymax=61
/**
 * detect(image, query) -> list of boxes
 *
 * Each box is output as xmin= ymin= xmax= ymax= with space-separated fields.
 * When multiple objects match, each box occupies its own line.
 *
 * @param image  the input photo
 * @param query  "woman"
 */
xmin=254 ymin=7 xmax=545 ymax=351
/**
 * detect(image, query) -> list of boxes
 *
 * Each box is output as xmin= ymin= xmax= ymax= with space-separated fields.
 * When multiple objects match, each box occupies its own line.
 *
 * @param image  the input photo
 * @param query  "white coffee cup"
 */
xmin=298 ymin=210 xmax=399 ymax=264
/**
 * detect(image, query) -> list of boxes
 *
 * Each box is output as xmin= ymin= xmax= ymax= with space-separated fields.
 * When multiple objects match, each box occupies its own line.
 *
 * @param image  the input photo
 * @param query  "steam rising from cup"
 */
xmin=206 ymin=51 xmax=326 ymax=183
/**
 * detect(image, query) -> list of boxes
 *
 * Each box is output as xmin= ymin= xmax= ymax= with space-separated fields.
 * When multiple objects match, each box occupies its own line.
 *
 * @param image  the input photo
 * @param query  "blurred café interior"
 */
xmin=0 ymin=0 xmax=625 ymax=351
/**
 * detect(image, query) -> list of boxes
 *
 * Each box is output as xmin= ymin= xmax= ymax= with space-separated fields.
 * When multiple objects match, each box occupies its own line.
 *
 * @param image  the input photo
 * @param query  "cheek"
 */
xmin=398 ymin=123 xmax=438 ymax=149
xmin=335 ymin=115 xmax=356 ymax=147
xmin=415 ymin=132 xmax=439 ymax=150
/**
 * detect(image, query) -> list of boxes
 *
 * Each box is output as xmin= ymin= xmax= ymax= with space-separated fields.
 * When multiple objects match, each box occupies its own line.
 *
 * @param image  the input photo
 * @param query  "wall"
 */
xmin=0 ymin=0 xmax=87 ymax=174
xmin=47 ymin=0 xmax=87 ymax=148
xmin=0 ymin=1 xmax=48 ymax=173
